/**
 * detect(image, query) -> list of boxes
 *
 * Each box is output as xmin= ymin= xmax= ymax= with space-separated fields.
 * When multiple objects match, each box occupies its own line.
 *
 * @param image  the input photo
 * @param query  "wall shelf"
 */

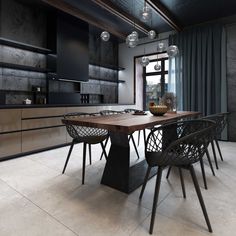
xmin=0 ymin=37 xmax=52 ymax=54
xmin=89 ymin=77 xmax=125 ymax=83
xmin=0 ymin=62 xmax=52 ymax=73
xmin=89 ymin=62 xmax=125 ymax=71
xmin=0 ymin=90 xmax=46 ymax=94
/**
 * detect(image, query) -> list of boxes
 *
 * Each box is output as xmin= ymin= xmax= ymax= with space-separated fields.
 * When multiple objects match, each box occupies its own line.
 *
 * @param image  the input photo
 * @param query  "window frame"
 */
xmin=143 ymin=55 xmax=169 ymax=110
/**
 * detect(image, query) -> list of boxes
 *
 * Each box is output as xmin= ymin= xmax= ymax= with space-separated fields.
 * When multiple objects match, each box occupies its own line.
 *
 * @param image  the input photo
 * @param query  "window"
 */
xmin=143 ymin=53 xmax=168 ymax=110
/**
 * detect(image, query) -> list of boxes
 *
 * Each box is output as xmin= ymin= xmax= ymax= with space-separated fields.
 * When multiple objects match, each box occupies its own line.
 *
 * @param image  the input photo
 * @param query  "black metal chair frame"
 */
xmin=62 ymin=112 xmax=108 ymax=184
xmin=99 ymin=110 xmax=141 ymax=160
xmin=139 ymin=119 xmax=215 ymax=234
xmin=166 ymin=115 xmax=221 ymax=190
xmin=202 ymin=112 xmax=229 ymax=169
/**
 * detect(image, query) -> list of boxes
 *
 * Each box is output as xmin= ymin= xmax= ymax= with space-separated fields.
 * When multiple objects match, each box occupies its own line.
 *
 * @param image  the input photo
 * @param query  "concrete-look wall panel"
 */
xmin=118 ymin=32 xmax=172 ymax=109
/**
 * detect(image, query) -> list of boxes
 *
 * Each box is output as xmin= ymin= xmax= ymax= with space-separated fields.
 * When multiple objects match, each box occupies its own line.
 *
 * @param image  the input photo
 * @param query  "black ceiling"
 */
xmin=158 ymin=0 xmax=236 ymax=26
xmin=27 ymin=0 xmax=236 ymax=39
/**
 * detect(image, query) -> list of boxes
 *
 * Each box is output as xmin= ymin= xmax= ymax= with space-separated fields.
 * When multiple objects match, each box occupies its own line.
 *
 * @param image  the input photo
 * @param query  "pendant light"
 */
xmin=100 ymin=31 xmax=110 ymax=41
xmin=167 ymin=35 xmax=179 ymax=58
xmin=140 ymin=47 xmax=150 ymax=67
xmin=154 ymin=52 xmax=161 ymax=71
xmin=157 ymin=42 xmax=165 ymax=52
xmin=126 ymin=0 xmax=139 ymax=48
xmin=140 ymin=1 xmax=152 ymax=22
xmin=148 ymin=30 xmax=156 ymax=40
xmin=167 ymin=45 xmax=179 ymax=58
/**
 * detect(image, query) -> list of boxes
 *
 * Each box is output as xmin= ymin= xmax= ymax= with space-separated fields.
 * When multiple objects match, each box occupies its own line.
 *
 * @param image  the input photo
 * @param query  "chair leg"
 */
xmin=89 ymin=144 xmax=92 ymax=165
xmin=200 ymin=157 xmax=208 ymax=190
xmin=149 ymin=167 xmax=163 ymax=234
xmin=215 ymin=139 xmax=223 ymax=161
xmin=82 ymin=143 xmax=87 ymax=185
xmin=62 ymin=140 xmax=75 ymax=174
xmin=143 ymin=129 xmax=146 ymax=147
xmin=166 ymin=166 xmax=172 ymax=179
xmin=100 ymin=142 xmax=108 ymax=160
xmin=211 ymin=141 xmax=219 ymax=169
xmin=178 ymin=168 xmax=186 ymax=198
xmin=206 ymin=149 xmax=215 ymax=176
xmin=139 ymin=166 xmax=151 ymax=199
xmin=138 ymin=130 xmax=141 ymax=146
xmin=130 ymin=134 xmax=140 ymax=159
xmin=189 ymin=165 xmax=213 ymax=233
xmin=100 ymin=137 xmax=109 ymax=160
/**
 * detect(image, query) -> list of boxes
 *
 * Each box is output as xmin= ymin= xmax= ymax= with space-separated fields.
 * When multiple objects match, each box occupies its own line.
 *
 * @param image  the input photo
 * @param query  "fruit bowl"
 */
xmin=149 ymin=105 xmax=168 ymax=116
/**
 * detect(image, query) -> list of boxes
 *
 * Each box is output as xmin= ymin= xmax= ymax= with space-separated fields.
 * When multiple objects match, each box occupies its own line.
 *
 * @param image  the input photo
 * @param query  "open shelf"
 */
xmin=89 ymin=62 xmax=125 ymax=71
xmin=0 ymin=37 xmax=52 ymax=54
xmin=0 ymin=62 xmax=52 ymax=73
xmin=0 ymin=90 xmax=46 ymax=94
xmin=89 ymin=77 xmax=125 ymax=83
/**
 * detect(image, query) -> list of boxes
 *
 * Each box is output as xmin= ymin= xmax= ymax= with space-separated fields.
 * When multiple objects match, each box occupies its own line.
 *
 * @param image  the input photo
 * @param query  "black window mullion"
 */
xmin=161 ymin=59 xmax=165 ymax=97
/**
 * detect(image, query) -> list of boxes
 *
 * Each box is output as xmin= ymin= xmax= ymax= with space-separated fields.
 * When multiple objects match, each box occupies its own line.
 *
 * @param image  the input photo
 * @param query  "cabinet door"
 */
xmin=22 ymin=126 xmax=67 ymax=153
xmin=0 ymin=109 xmax=21 ymax=133
xmin=21 ymin=107 xmax=66 ymax=119
xmin=0 ymin=132 xmax=21 ymax=159
xmin=57 ymin=14 xmax=89 ymax=82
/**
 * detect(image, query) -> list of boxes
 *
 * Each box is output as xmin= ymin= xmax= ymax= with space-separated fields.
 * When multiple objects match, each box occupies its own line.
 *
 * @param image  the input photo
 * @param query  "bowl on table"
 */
xmin=149 ymin=105 xmax=168 ymax=116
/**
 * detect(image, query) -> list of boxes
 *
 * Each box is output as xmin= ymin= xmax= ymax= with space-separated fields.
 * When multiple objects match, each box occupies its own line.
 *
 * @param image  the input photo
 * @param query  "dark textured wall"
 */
xmin=226 ymin=24 xmax=236 ymax=141
xmin=0 ymin=0 xmax=119 ymax=105
xmin=0 ymin=0 xmax=47 ymax=47
xmin=0 ymin=0 xmax=47 ymax=104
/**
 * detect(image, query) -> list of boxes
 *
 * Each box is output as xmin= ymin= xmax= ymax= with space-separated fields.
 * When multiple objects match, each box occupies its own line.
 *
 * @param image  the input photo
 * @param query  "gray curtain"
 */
xmin=170 ymin=23 xmax=227 ymax=116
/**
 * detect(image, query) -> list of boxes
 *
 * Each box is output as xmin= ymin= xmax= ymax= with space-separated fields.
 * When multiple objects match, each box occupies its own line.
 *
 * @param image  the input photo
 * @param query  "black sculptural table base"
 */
xmin=101 ymin=131 xmax=157 ymax=193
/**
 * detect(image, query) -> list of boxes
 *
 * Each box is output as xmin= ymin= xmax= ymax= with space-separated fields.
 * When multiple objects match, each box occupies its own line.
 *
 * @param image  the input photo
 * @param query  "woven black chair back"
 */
xmin=202 ymin=113 xmax=229 ymax=138
xmin=124 ymin=108 xmax=142 ymax=113
xmin=145 ymin=120 xmax=215 ymax=167
xmin=100 ymin=110 xmax=124 ymax=115
xmin=63 ymin=112 xmax=108 ymax=143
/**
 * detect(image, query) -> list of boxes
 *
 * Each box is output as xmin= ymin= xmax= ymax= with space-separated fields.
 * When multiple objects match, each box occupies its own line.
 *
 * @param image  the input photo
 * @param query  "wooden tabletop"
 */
xmin=62 ymin=111 xmax=201 ymax=134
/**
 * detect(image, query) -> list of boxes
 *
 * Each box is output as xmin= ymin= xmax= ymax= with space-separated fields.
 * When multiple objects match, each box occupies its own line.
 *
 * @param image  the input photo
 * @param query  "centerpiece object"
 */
xmin=149 ymin=102 xmax=168 ymax=116
xmin=160 ymin=92 xmax=177 ymax=113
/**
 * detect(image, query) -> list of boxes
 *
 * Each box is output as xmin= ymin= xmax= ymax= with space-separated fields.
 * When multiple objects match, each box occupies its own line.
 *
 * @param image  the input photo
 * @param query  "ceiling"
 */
xmin=39 ymin=0 xmax=236 ymax=39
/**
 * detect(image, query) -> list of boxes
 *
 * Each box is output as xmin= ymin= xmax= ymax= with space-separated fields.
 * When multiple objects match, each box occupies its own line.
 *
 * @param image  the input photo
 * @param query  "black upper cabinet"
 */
xmin=57 ymin=14 xmax=89 ymax=82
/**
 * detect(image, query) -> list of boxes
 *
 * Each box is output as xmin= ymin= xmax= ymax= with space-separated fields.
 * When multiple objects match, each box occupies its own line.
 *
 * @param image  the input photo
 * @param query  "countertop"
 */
xmin=0 ymin=103 xmax=135 ymax=109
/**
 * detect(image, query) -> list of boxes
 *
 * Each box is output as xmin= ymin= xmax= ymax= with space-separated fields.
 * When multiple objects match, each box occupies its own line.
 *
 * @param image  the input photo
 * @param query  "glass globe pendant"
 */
xmin=157 ymin=42 xmax=165 ymax=52
xmin=126 ymin=31 xmax=139 ymax=48
xmin=148 ymin=30 xmax=156 ymax=40
xmin=167 ymin=45 xmax=179 ymax=58
xmin=140 ymin=5 xmax=152 ymax=22
xmin=100 ymin=31 xmax=110 ymax=41
xmin=140 ymin=56 xmax=150 ymax=67
xmin=154 ymin=63 xmax=161 ymax=71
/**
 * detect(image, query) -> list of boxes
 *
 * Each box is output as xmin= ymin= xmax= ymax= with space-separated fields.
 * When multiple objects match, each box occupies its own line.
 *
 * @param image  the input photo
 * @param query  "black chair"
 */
xmin=166 ymin=118 xmax=216 ymax=189
xmin=124 ymin=108 xmax=147 ymax=147
xmin=202 ymin=113 xmax=229 ymax=169
xmin=62 ymin=112 xmax=108 ymax=184
xmin=139 ymin=120 xmax=215 ymax=234
xmin=100 ymin=110 xmax=140 ymax=159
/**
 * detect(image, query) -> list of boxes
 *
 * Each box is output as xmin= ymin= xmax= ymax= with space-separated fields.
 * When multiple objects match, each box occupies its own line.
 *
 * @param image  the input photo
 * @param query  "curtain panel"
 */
xmin=170 ymin=24 xmax=227 ymax=116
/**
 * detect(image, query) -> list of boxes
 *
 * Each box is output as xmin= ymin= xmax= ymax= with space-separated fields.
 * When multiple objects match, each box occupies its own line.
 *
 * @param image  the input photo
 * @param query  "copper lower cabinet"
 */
xmin=0 ymin=132 xmax=21 ymax=159
xmin=0 ymin=109 xmax=21 ymax=133
xmin=22 ymin=126 xmax=67 ymax=153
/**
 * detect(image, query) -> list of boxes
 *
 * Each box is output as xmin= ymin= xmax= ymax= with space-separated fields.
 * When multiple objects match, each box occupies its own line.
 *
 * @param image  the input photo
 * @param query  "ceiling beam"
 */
xmin=146 ymin=0 xmax=183 ymax=32
xmin=91 ymin=0 xmax=151 ymax=35
xmin=42 ymin=0 xmax=126 ymax=40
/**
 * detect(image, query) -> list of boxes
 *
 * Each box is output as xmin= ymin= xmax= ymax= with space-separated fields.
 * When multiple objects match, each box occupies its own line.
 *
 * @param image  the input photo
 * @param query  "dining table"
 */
xmin=62 ymin=111 xmax=201 ymax=193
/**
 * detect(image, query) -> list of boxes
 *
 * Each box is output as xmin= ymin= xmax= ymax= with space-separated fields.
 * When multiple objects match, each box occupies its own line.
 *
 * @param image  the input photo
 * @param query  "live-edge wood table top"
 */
xmin=62 ymin=111 xmax=201 ymax=134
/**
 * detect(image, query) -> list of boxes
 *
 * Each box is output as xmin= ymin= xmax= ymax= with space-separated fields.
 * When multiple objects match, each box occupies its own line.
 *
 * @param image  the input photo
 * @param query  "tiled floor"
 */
xmin=0 ymin=135 xmax=236 ymax=236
